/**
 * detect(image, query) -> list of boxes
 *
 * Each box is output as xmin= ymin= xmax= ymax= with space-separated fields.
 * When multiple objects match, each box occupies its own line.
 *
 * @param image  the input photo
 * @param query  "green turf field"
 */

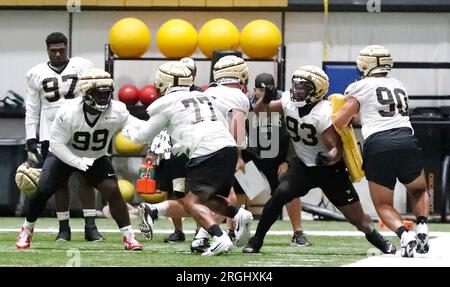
xmin=1 ymin=217 xmax=448 ymax=267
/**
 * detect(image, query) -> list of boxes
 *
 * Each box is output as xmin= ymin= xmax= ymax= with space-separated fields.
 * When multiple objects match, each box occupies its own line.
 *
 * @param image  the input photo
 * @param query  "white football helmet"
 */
xmin=15 ymin=162 xmax=41 ymax=197
xmin=356 ymin=45 xmax=393 ymax=77
xmin=79 ymin=68 xmax=115 ymax=112
xmin=179 ymin=57 xmax=196 ymax=71
xmin=213 ymin=55 xmax=249 ymax=86
xmin=290 ymin=65 xmax=329 ymax=107
xmin=154 ymin=62 xmax=193 ymax=96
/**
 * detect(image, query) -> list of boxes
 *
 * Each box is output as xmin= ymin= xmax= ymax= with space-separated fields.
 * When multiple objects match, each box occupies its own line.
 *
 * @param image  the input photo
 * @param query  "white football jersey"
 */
xmin=25 ymin=57 xmax=94 ymax=141
xmin=204 ymin=85 xmax=250 ymax=128
xmin=147 ymin=89 xmax=236 ymax=158
xmin=50 ymin=98 xmax=140 ymax=159
xmin=281 ymin=92 xmax=332 ymax=166
xmin=345 ymin=77 xmax=412 ymax=140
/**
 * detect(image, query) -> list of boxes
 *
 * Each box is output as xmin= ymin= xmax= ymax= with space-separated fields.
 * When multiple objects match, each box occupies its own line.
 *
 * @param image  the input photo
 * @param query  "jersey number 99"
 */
xmin=72 ymin=129 xmax=109 ymax=151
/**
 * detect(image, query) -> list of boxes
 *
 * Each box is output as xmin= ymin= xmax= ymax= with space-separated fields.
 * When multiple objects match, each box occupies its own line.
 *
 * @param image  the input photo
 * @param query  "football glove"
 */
xmin=122 ymin=125 xmax=138 ymax=142
xmin=75 ymin=157 xmax=95 ymax=172
xmin=262 ymin=84 xmax=277 ymax=104
xmin=26 ymin=138 xmax=43 ymax=168
xmin=315 ymin=151 xmax=330 ymax=166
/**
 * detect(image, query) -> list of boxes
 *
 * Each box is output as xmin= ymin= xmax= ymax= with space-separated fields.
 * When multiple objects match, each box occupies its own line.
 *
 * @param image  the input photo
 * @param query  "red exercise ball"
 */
xmin=138 ymin=85 xmax=158 ymax=106
xmin=118 ymin=84 xmax=139 ymax=106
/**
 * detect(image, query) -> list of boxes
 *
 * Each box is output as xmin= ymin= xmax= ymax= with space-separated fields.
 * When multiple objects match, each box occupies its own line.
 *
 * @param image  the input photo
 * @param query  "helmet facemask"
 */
xmin=84 ymin=86 xmax=114 ymax=112
xmin=291 ymin=78 xmax=316 ymax=105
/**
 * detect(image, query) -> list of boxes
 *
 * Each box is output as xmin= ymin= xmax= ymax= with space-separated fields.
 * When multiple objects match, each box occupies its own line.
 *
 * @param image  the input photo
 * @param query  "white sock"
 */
xmin=195 ymin=227 xmax=210 ymax=239
xmin=83 ymin=209 xmax=97 ymax=218
xmin=56 ymin=211 xmax=70 ymax=221
xmin=233 ymin=207 xmax=243 ymax=221
xmin=24 ymin=220 xmax=35 ymax=231
xmin=120 ymin=225 xmax=134 ymax=238
xmin=154 ymin=201 xmax=169 ymax=217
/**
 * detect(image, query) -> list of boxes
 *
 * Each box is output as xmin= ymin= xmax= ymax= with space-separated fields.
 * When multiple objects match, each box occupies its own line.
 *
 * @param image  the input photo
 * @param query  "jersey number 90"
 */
xmin=376 ymin=87 xmax=408 ymax=117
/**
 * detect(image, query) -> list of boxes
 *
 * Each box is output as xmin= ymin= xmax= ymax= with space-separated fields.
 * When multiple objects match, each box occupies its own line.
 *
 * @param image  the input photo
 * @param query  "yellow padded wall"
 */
xmin=206 ymin=0 xmax=232 ymax=7
xmin=125 ymin=0 xmax=153 ymax=6
xmin=179 ymin=0 xmax=205 ymax=6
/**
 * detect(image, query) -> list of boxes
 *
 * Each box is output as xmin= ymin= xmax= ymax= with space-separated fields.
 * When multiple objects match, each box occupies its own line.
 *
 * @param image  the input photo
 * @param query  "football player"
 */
xmin=136 ymin=57 xmax=254 ymax=253
xmin=235 ymin=72 xmax=309 ymax=247
xmin=124 ymin=62 xmax=252 ymax=256
xmin=154 ymin=57 xmax=202 ymax=244
xmin=242 ymin=65 xmax=396 ymax=255
xmin=24 ymin=32 xmax=103 ymax=241
xmin=16 ymin=68 xmax=144 ymax=251
xmin=334 ymin=45 xmax=430 ymax=257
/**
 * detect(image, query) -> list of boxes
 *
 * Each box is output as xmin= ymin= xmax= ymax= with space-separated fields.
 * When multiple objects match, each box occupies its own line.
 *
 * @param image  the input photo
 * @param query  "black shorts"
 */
xmin=363 ymin=128 xmax=424 ymax=190
xmin=156 ymin=154 xmax=188 ymax=199
xmin=280 ymin=158 xmax=359 ymax=207
xmin=186 ymin=146 xmax=238 ymax=200
xmin=40 ymin=153 xmax=117 ymax=193
xmin=233 ymin=150 xmax=281 ymax=195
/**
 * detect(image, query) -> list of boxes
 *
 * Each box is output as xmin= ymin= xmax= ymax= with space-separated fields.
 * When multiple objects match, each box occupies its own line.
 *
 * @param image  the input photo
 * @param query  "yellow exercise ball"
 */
xmin=157 ymin=19 xmax=198 ymax=58
xmin=240 ymin=19 xmax=282 ymax=59
xmin=118 ymin=179 xmax=135 ymax=202
xmin=198 ymin=18 xmax=240 ymax=58
xmin=109 ymin=17 xmax=151 ymax=58
xmin=139 ymin=192 xmax=168 ymax=204
xmin=114 ymin=133 xmax=145 ymax=155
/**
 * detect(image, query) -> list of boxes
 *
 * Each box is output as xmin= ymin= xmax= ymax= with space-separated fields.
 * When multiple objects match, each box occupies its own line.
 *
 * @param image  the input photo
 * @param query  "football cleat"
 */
xmin=191 ymin=237 xmax=210 ymax=254
xmin=123 ymin=236 xmax=143 ymax=251
xmin=225 ymin=229 xmax=236 ymax=243
xmin=416 ymin=223 xmax=429 ymax=254
xmin=137 ymin=203 xmax=157 ymax=240
xmin=291 ymin=231 xmax=311 ymax=247
xmin=242 ymin=236 xmax=263 ymax=254
xmin=382 ymin=240 xmax=397 ymax=255
xmin=164 ymin=230 xmax=186 ymax=243
xmin=201 ymin=233 xmax=233 ymax=256
xmin=16 ymin=227 xmax=33 ymax=249
xmin=85 ymin=225 xmax=105 ymax=242
xmin=400 ymin=231 xmax=417 ymax=258
xmin=234 ymin=205 xmax=253 ymax=247
xmin=55 ymin=227 xmax=71 ymax=241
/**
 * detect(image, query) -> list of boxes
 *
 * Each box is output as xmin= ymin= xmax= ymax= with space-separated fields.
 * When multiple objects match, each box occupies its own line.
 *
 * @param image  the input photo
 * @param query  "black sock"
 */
xmin=59 ymin=219 xmax=70 ymax=230
xmin=149 ymin=206 xmax=158 ymax=220
xmin=84 ymin=217 xmax=96 ymax=227
xmin=207 ymin=224 xmax=223 ymax=237
xmin=396 ymin=226 xmax=408 ymax=239
xmin=225 ymin=205 xmax=238 ymax=218
xmin=365 ymin=229 xmax=388 ymax=252
xmin=416 ymin=216 xmax=428 ymax=225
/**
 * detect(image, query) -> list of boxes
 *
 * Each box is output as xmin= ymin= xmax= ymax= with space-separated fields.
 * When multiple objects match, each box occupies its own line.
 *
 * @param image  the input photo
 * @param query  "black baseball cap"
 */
xmin=255 ymin=73 xmax=275 ymax=88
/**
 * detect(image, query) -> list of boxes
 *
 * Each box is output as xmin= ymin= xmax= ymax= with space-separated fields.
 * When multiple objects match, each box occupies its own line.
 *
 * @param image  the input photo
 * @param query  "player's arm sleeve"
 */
xmin=85 ymin=59 xmax=94 ymax=69
xmin=49 ymin=109 xmax=82 ymax=168
xmin=125 ymin=114 xmax=146 ymax=129
xmin=344 ymin=81 xmax=365 ymax=103
xmin=131 ymin=114 xmax=169 ymax=145
xmin=24 ymin=72 xmax=41 ymax=140
xmin=316 ymin=103 xmax=333 ymax=134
